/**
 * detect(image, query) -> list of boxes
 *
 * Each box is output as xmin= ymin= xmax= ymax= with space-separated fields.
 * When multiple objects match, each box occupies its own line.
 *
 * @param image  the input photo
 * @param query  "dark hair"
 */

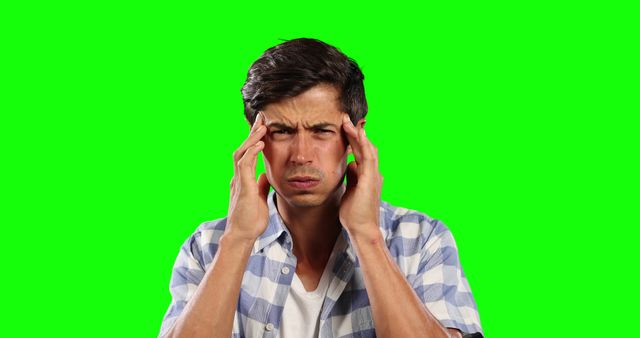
xmin=241 ymin=38 xmax=367 ymax=125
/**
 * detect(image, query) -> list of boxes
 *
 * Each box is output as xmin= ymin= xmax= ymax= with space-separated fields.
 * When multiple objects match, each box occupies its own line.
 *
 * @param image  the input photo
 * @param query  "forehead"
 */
xmin=261 ymin=84 xmax=343 ymax=125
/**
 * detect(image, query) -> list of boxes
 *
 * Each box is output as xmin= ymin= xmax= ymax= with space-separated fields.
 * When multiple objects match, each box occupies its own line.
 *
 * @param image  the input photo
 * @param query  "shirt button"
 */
xmin=281 ymin=266 xmax=290 ymax=274
xmin=265 ymin=323 xmax=275 ymax=331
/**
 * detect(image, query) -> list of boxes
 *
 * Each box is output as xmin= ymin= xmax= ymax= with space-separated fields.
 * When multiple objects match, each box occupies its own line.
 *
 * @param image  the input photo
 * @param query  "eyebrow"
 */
xmin=266 ymin=122 xmax=338 ymax=130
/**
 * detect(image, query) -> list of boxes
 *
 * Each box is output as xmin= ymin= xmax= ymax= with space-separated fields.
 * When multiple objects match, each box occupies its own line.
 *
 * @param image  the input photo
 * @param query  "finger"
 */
xmin=237 ymin=112 xmax=265 ymax=164
xmin=347 ymin=125 xmax=375 ymax=175
xmin=233 ymin=124 xmax=267 ymax=164
xmin=342 ymin=114 xmax=365 ymax=162
xmin=229 ymin=175 xmax=239 ymax=211
xmin=230 ymin=175 xmax=240 ymax=197
xmin=257 ymin=173 xmax=271 ymax=201
xmin=232 ymin=112 xmax=266 ymax=193
xmin=251 ymin=111 xmax=265 ymax=131
xmin=237 ymin=140 xmax=264 ymax=187
xmin=358 ymin=127 xmax=379 ymax=169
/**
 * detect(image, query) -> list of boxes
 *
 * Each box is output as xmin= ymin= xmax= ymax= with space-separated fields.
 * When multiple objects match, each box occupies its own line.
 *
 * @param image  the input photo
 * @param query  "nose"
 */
xmin=290 ymin=133 xmax=314 ymax=165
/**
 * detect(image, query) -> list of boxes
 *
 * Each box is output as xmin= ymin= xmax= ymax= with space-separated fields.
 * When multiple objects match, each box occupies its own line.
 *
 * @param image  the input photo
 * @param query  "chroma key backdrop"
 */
xmin=1 ymin=1 xmax=637 ymax=337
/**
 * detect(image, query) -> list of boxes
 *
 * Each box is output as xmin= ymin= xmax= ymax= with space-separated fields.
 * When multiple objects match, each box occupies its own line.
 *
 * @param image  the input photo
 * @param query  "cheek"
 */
xmin=321 ymin=140 xmax=349 ymax=177
xmin=262 ymin=143 xmax=289 ymax=179
xmin=262 ymin=142 xmax=283 ymax=164
xmin=262 ymin=143 xmax=273 ymax=160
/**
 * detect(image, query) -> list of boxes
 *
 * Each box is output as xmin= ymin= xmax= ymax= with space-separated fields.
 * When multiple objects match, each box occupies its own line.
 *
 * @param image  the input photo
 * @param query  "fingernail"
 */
xmin=252 ymin=113 xmax=262 ymax=130
xmin=344 ymin=115 xmax=353 ymax=126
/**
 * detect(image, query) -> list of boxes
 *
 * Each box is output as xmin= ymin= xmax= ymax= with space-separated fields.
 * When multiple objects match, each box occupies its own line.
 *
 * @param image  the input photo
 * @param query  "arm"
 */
xmin=349 ymin=231 xmax=456 ymax=338
xmin=162 ymin=113 xmax=272 ymax=337
xmin=339 ymin=115 xmax=466 ymax=338
xmin=164 ymin=233 xmax=255 ymax=338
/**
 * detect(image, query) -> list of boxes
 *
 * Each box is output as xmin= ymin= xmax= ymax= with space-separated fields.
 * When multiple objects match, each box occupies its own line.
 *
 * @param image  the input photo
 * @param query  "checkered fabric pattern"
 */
xmin=159 ymin=191 xmax=483 ymax=338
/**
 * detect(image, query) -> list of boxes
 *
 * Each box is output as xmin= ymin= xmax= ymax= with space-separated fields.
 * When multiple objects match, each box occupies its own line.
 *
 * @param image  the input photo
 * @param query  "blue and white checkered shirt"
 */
xmin=159 ymin=191 xmax=483 ymax=337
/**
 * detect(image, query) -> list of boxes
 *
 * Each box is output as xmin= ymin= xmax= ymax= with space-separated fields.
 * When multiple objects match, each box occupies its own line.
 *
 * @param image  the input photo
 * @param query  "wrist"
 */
xmin=220 ymin=230 xmax=257 ymax=250
xmin=346 ymin=224 xmax=384 ymax=245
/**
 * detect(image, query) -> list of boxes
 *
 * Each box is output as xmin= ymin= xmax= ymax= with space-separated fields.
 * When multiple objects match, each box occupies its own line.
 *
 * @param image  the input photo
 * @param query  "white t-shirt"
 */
xmin=278 ymin=235 xmax=347 ymax=338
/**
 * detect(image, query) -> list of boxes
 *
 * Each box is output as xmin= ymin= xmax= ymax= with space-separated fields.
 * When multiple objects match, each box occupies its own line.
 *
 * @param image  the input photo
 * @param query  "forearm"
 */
xmin=349 ymin=229 xmax=451 ymax=338
xmin=166 ymin=232 xmax=254 ymax=338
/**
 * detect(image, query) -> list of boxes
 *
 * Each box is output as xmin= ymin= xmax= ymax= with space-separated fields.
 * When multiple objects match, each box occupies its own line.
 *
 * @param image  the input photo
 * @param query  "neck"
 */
xmin=275 ymin=185 xmax=345 ymax=264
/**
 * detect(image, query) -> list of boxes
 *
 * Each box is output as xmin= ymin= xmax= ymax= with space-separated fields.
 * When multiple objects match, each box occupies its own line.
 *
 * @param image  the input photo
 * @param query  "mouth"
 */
xmin=287 ymin=176 xmax=320 ymax=190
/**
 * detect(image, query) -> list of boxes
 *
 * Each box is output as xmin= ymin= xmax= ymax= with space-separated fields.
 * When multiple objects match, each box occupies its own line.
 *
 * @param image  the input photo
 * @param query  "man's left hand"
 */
xmin=339 ymin=114 xmax=383 ymax=240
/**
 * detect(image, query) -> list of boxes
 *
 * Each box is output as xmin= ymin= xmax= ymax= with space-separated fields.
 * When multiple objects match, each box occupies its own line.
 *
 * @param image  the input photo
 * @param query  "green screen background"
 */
xmin=1 ymin=1 xmax=637 ymax=337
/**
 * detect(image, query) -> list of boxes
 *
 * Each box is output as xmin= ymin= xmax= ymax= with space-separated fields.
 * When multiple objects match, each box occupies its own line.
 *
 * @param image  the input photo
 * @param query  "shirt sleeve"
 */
xmin=158 ymin=233 xmax=206 ymax=338
xmin=412 ymin=219 xmax=484 ymax=337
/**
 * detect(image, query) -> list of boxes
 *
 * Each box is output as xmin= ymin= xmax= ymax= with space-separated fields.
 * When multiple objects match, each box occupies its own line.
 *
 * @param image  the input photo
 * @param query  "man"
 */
xmin=159 ymin=38 xmax=483 ymax=338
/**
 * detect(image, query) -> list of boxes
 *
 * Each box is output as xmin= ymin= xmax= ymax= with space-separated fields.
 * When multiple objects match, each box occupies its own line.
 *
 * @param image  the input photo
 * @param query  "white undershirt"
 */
xmin=278 ymin=235 xmax=346 ymax=338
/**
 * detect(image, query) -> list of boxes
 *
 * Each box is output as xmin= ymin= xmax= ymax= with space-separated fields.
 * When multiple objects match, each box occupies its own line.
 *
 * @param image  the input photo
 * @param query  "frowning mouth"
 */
xmin=287 ymin=176 xmax=320 ymax=190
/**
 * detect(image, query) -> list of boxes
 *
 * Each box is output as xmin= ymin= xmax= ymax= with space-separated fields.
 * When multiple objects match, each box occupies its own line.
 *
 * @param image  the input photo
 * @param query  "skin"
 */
xmin=165 ymin=83 xmax=463 ymax=338
xmin=259 ymin=83 xmax=359 ymax=285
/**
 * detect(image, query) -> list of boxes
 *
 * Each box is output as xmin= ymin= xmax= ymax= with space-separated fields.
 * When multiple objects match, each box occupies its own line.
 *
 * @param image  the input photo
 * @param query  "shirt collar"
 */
xmin=252 ymin=190 xmax=357 ymax=262
xmin=251 ymin=190 xmax=290 ymax=254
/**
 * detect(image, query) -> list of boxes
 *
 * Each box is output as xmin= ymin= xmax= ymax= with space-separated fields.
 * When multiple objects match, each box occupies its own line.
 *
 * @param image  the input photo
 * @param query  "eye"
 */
xmin=272 ymin=130 xmax=290 ymax=134
xmin=315 ymin=129 xmax=333 ymax=134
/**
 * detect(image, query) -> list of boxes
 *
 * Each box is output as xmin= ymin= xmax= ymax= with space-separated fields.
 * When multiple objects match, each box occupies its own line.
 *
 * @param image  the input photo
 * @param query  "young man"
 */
xmin=159 ymin=38 xmax=483 ymax=338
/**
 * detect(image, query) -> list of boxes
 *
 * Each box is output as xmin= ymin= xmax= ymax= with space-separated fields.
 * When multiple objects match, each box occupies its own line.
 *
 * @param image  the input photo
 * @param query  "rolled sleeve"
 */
xmin=158 ymin=233 xmax=206 ymax=338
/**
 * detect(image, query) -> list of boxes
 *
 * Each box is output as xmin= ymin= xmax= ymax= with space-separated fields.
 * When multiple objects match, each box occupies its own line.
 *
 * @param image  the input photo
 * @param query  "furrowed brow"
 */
xmin=266 ymin=122 xmax=338 ymax=130
xmin=266 ymin=122 xmax=296 ymax=130
xmin=308 ymin=122 xmax=338 ymax=130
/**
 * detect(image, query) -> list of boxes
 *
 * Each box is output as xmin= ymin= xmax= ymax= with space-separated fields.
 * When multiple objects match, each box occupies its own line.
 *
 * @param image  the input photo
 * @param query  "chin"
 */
xmin=277 ymin=183 xmax=344 ymax=209
xmin=284 ymin=192 xmax=326 ymax=208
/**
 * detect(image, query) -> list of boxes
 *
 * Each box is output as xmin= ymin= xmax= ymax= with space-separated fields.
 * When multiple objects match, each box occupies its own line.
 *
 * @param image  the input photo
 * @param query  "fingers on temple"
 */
xmin=358 ymin=127 xmax=378 ymax=169
xmin=237 ymin=141 xmax=264 ymax=185
xmin=234 ymin=127 xmax=266 ymax=163
xmin=342 ymin=115 xmax=364 ymax=162
xmin=234 ymin=112 xmax=267 ymax=176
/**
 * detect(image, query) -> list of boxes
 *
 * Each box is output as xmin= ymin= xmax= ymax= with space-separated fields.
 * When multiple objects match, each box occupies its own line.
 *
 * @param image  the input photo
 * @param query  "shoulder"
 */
xmin=380 ymin=201 xmax=457 ymax=259
xmin=380 ymin=201 xmax=450 ymax=245
xmin=178 ymin=217 xmax=230 ymax=270
xmin=192 ymin=217 xmax=229 ymax=245
xmin=375 ymin=201 xmax=460 ymax=277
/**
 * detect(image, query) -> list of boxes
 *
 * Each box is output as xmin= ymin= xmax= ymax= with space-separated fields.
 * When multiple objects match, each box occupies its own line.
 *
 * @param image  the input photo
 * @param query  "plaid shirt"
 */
xmin=159 ymin=191 xmax=483 ymax=338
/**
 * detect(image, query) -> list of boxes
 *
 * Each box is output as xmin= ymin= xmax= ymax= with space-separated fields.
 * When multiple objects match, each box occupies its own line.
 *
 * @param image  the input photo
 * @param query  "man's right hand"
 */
xmin=164 ymin=112 xmax=270 ymax=338
xmin=225 ymin=112 xmax=271 ymax=243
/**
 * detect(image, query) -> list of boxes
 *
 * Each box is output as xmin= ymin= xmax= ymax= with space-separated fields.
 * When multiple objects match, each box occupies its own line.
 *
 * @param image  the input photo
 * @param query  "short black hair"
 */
xmin=241 ymin=38 xmax=367 ymax=125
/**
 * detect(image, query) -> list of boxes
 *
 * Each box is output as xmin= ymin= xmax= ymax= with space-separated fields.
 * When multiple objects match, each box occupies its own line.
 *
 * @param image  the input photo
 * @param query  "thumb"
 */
xmin=257 ymin=173 xmax=271 ymax=201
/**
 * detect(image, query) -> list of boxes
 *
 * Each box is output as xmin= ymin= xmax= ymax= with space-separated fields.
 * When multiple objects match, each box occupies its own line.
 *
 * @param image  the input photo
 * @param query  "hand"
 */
xmin=226 ymin=112 xmax=272 ymax=242
xmin=339 ymin=114 xmax=383 ymax=240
